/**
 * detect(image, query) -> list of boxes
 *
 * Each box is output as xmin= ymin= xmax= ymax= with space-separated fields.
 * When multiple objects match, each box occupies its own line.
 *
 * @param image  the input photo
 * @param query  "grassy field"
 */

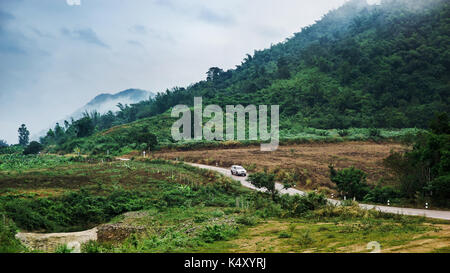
xmin=85 ymin=204 xmax=450 ymax=254
xmin=0 ymin=154 xmax=448 ymax=253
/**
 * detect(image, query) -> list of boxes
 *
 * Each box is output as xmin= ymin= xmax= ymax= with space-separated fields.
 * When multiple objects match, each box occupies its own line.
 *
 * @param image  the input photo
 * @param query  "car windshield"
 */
xmin=236 ymin=167 xmax=244 ymax=170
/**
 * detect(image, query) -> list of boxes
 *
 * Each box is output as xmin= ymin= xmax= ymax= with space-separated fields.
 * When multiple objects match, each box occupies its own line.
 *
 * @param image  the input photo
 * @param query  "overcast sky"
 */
xmin=0 ymin=0 xmax=374 ymax=144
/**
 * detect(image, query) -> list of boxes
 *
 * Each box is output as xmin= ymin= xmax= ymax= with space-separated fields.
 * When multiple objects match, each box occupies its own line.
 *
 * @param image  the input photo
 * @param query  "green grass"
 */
xmin=1 ymin=154 xmax=448 ymax=253
xmin=432 ymin=246 xmax=450 ymax=253
xmin=192 ymin=207 xmax=447 ymax=253
xmin=40 ymin=106 xmax=423 ymax=155
xmin=0 ymin=154 xmax=72 ymax=172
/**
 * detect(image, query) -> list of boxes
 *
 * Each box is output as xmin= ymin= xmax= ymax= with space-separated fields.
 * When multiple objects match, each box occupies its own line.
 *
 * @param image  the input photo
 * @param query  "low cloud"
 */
xmin=0 ymin=10 xmax=15 ymax=24
xmin=198 ymin=8 xmax=235 ymax=25
xmin=129 ymin=25 xmax=149 ymax=35
xmin=61 ymin=27 xmax=109 ymax=48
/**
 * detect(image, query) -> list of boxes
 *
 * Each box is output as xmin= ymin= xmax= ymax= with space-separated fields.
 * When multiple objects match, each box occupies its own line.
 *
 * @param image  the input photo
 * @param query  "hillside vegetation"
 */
xmin=39 ymin=0 xmax=449 ymax=153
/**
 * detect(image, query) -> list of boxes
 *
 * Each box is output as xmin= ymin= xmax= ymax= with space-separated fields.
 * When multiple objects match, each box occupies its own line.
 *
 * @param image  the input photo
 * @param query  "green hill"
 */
xmin=41 ymin=0 xmax=449 ymax=153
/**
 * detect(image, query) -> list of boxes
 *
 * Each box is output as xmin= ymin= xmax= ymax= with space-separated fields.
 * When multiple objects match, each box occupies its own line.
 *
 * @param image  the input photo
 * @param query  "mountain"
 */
xmin=41 ymin=0 xmax=450 ymax=152
xmin=34 ymin=89 xmax=154 ymax=140
xmin=86 ymin=0 xmax=448 ymax=130
xmin=70 ymin=89 xmax=153 ymax=120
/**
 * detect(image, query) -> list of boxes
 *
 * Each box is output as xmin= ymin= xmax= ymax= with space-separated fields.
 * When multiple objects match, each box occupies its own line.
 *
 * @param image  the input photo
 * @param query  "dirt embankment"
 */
xmin=15 ymin=212 xmax=148 ymax=253
xmin=15 ymin=228 xmax=97 ymax=253
xmin=151 ymin=141 xmax=406 ymax=190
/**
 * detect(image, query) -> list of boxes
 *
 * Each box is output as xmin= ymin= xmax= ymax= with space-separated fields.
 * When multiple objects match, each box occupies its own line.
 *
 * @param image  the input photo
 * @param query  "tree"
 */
xmin=73 ymin=117 xmax=94 ymax=138
xmin=132 ymin=127 xmax=158 ymax=151
xmin=248 ymin=172 xmax=277 ymax=200
xmin=0 ymin=139 xmax=7 ymax=148
xmin=23 ymin=141 xmax=43 ymax=155
xmin=329 ymin=165 xmax=369 ymax=200
xmin=384 ymin=130 xmax=449 ymax=206
xmin=18 ymin=124 xmax=30 ymax=146
xmin=429 ymin=113 xmax=450 ymax=135
xmin=277 ymin=57 xmax=290 ymax=79
xmin=206 ymin=67 xmax=223 ymax=81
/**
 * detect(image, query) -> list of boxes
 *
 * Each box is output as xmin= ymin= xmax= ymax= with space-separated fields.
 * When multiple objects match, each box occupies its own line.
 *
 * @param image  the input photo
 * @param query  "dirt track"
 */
xmin=152 ymin=141 xmax=406 ymax=189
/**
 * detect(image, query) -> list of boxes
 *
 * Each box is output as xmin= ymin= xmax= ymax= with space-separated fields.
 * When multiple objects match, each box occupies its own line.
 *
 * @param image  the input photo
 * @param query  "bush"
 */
xmin=82 ymin=241 xmax=101 ymax=253
xmin=368 ymin=128 xmax=382 ymax=138
xmin=236 ymin=215 xmax=258 ymax=226
xmin=200 ymin=224 xmax=238 ymax=243
xmin=329 ymin=166 xmax=369 ymax=200
xmin=338 ymin=130 xmax=350 ymax=137
xmin=297 ymin=230 xmax=314 ymax=246
xmin=279 ymin=192 xmax=327 ymax=217
xmin=248 ymin=172 xmax=277 ymax=199
xmin=0 ymin=215 xmax=26 ymax=253
xmin=364 ymin=186 xmax=403 ymax=204
xmin=426 ymin=175 xmax=450 ymax=207
xmin=278 ymin=231 xmax=292 ymax=238
xmin=23 ymin=141 xmax=43 ymax=155
xmin=384 ymin=130 xmax=449 ymax=206
xmin=55 ymin=244 xmax=73 ymax=253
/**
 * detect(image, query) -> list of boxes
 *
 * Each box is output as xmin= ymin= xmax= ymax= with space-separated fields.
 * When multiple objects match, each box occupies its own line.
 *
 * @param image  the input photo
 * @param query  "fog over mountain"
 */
xmin=33 ymin=89 xmax=154 ymax=140
xmin=0 ymin=0 xmax=358 ymax=144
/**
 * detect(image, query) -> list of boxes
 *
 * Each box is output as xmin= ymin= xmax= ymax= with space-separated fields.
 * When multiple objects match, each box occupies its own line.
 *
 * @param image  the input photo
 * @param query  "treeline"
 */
xmin=383 ymin=113 xmax=450 ymax=207
xmin=330 ymin=113 xmax=450 ymax=207
xmin=39 ymin=112 xmax=158 ymax=155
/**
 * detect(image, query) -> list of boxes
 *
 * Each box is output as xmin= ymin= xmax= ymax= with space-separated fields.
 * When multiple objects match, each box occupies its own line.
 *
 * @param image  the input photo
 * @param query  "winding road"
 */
xmin=187 ymin=162 xmax=450 ymax=221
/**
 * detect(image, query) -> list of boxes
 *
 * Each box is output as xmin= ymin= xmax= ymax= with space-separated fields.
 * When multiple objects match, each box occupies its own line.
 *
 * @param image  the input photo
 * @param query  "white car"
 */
xmin=231 ymin=165 xmax=247 ymax=176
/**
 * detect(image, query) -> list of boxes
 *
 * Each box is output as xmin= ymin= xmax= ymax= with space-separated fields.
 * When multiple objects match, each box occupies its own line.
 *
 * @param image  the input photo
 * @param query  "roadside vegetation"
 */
xmin=0 ymin=153 xmax=448 ymax=253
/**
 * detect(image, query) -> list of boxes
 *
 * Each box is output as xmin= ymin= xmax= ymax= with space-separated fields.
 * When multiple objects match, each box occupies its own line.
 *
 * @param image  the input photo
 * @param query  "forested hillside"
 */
xmin=40 ymin=0 xmax=449 ymax=150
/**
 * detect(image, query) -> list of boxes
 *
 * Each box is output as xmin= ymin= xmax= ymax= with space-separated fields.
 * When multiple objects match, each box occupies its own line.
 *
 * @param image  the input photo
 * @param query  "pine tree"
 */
xmin=18 ymin=124 xmax=30 ymax=146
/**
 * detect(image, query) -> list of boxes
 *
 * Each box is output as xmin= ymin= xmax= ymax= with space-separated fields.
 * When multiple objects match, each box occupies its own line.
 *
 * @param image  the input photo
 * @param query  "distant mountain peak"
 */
xmin=87 ymin=89 xmax=150 ymax=107
xmin=33 ymin=88 xmax=154 ymax=140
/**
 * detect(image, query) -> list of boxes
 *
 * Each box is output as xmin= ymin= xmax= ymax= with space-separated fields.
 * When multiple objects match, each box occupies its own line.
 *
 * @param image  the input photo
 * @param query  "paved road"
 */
xmin=187 ymin=163 xmax=450 ymax=221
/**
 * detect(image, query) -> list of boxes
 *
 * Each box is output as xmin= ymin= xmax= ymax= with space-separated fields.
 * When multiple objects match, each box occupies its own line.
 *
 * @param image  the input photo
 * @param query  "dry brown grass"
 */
xmin=152 ymin=141 xmax=406 ymax=190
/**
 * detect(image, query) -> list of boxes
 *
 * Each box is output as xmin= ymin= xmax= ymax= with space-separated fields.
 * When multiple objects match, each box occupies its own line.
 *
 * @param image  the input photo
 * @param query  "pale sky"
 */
xmin=0 ymin=0 xmax=365 ymax=144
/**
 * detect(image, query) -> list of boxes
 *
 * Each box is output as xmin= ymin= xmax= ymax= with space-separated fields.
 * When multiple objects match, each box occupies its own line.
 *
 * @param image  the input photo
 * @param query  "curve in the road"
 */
xmin=187 ymin=162 xmax=450 ymax=221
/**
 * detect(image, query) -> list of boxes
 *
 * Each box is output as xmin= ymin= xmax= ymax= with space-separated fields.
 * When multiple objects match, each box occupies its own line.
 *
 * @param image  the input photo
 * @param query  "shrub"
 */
xmin=317 ymin=130 xmax=330 ymax=136
xmin=329 ymin=165 xmax=369 ymax=200
xmin=82 ymin=240 xmax=101 ymax=253
xmin=313 ymin=203 xmax=369 ymax=219
xmin=425 ymin=175 xmax=450 ymax=207
xmin=200 ymin=224 xmax=238 ymax=243
xmin=364 ymin=186 xmax=403 ymax=204
xmin=279 ymin=192 xmax=327 ymax=217
xmin=194 ymin=214 xmax=209 ymax=223
xmin=236 ymin=215 xmax=258 ymax=226
xmin=248 ymin=172 xmax=277 ymax=199
xmin=0 ymin=215 xmax=26 ymax=253
xmin=338 ymin=129 xmax=350 ymax=137
xmin=297 ymin=230 xmax=314 ymax=246
xmin=278 ymin=231 xmax=292 ymax=238
xmin=23 ymin=141 xmax=43 ymax=155
xmin=55 ymin=244 xmax=72 ymax=253
xmin=383 ymin=131 xmax=449 ymax=205
xmin=368 ymin=128 xmax=382 ymax=138
xmin=211 ymin=210 xmax=225 ymax=218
